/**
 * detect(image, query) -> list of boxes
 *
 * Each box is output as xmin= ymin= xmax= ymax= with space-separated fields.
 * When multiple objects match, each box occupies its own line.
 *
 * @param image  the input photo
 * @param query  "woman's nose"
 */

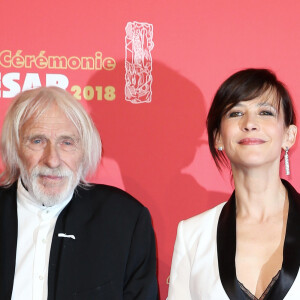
xmin=241 ymin=114 xmax=259 ymax=132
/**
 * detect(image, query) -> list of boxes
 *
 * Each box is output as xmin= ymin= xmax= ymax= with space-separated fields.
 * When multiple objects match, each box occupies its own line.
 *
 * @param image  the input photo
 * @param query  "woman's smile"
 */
xmin=238 ymin=138 xmax=266 ymax=145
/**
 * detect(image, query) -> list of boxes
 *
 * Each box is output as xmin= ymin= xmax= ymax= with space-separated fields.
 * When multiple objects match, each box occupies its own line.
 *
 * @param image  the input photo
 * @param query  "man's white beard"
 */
xmin=20 ymin=164 xmax=82 ymax=207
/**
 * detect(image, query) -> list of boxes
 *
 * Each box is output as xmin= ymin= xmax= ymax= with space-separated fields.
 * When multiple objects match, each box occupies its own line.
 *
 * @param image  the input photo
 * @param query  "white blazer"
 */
xmin=168 ymin=180 xmax=300 ymax=300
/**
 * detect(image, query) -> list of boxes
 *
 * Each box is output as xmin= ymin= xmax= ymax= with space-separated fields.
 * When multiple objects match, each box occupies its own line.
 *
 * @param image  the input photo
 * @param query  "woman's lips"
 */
xmin=238 ymin=138 xmax=266 ymax=145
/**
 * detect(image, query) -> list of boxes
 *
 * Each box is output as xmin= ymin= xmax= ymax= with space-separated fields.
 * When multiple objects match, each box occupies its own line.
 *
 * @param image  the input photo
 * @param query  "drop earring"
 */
xmin=284 ymin=147 xmax=290 ymax=175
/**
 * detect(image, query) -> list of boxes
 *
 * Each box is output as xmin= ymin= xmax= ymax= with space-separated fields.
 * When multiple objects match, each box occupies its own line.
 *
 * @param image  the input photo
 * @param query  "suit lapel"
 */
xmin=268 ymin=180 xmax=300 ymax=298
xmin=47 ymin=188 xmax=82 ymax=300
xmin=0 ymin=183 xmax=18 ymax=299
xmin=217 ymin=180 xmax=300 ymax=300
xmin=47 ymin=197 xmax=72 ymax=300
xmin=217 ymin=192 xmax=246 ymax=299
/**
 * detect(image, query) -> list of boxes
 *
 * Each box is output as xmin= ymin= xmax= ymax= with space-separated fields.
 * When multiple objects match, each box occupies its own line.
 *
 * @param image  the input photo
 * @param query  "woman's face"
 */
xmin=217 ymin=93 xmax=296 ymax=170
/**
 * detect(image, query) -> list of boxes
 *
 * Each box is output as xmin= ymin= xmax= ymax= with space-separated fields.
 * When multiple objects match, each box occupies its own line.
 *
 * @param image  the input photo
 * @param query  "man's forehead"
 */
xmin=21 ymin=105 xmax=80 ymax=137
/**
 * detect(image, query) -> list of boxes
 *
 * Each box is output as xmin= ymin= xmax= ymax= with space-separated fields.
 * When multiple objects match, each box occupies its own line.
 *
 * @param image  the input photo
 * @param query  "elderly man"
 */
xmin=0 ymin=87 xmax=158 ymax=299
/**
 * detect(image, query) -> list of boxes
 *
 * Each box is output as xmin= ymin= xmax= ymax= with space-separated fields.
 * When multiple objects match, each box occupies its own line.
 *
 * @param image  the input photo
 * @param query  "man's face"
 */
xmin=18 ymin=103 xmax=84 ymax=206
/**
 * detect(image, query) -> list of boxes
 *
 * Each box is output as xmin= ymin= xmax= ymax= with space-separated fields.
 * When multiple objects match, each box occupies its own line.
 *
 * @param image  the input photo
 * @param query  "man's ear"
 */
xmin=282 ymin=125 xmax=297 ymax=150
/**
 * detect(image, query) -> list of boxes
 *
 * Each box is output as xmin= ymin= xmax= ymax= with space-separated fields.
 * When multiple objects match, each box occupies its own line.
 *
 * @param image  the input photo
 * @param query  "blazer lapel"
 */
xmin=217 ymin=192 xmax=246 ymax=299
xmin=0 ymin=183 xmax=18 ymax=299
xmin=47 ymin=200 xmax=71 ymax=300
xmin=217 ymin=180 xmax=300 ymax=300
xmin=268 ymin=180 xmax=300 ymax=298
xmin=47 ymin=190 xmax=81 ymax=300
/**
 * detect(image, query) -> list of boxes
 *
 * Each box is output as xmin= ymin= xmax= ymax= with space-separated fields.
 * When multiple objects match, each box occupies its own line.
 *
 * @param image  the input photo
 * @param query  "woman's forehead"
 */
xmin=227 ymin=88 xmax=281 ymax=110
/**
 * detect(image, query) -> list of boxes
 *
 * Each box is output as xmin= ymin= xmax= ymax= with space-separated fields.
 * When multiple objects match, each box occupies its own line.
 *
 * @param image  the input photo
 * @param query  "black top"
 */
xmin=238 ymin=270 xmax=280 ymax=300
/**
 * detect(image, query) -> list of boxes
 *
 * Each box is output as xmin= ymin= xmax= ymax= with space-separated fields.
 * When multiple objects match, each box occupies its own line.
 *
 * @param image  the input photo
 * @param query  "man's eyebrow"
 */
xmin=23 ymin=134 xmax=80 ymax=141
xmin=58 ymin=135 xmax=80 ymax=139
xmin=57 ymin=135 xmax=81 ymax=143
xmin=23 ymin=134 xmax=47 ymax=140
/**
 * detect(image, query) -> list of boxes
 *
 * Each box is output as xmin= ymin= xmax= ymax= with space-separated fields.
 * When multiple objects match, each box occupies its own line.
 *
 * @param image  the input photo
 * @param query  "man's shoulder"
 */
xmin=60 ymin=184 xmax=151 ymax=230
xmin=73 ymin=183 xmax=145 ymax=214
xmin=0 ymin=182 xmax=17 ymax=191
xmin=0 ymin=183 xmax=18 ymax=219
xmin=0 ymin=182 xmax=18 ymax=200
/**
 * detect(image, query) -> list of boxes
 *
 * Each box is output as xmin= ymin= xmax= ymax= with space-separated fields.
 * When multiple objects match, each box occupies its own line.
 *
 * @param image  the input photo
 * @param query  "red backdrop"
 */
xmin=1 ymin=1 xmax=300 ymax=298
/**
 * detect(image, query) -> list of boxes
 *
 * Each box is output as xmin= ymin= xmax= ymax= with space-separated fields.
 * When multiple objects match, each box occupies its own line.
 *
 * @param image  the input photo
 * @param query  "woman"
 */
xmin=168 ymin=69 xmax=300 ymax=299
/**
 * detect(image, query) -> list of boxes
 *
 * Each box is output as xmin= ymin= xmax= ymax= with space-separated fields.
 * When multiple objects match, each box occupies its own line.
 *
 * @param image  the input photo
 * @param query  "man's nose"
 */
xmin=241 ymin=113 xmax=259 ymax=132
xmin=42 ymin=143 xmax=61 ymax=168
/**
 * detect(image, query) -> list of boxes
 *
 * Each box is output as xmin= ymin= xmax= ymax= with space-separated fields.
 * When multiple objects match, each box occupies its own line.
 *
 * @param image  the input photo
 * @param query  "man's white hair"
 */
xmin=0 ymin=86 xmax=101 ymax=186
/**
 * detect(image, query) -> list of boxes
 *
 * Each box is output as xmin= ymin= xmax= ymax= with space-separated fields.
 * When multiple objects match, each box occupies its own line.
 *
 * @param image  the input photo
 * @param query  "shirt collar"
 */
xmin=17 ymin=179 xmax=73 ymax=219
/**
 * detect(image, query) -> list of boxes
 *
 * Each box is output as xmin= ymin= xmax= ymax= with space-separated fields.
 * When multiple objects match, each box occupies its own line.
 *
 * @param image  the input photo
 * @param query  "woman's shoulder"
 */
xmin=182 ymin=201 xmax=226 ymax=225
xmin=177 ymin=201 xmax=227 ymax=242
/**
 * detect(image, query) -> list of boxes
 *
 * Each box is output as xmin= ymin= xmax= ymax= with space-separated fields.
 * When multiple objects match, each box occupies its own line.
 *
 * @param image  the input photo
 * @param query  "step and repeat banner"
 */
xmin=1 ymin=1 xmax=300 ymax=298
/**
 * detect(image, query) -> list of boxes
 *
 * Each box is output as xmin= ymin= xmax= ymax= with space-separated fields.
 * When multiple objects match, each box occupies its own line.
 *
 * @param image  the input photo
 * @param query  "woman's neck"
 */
xmin=232 ymin=166 xmax=287 ymax=221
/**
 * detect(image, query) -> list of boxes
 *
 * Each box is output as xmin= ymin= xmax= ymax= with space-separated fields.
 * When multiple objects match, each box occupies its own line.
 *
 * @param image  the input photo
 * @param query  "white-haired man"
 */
xmin=0 ymin=87 xmax=158 ymax=300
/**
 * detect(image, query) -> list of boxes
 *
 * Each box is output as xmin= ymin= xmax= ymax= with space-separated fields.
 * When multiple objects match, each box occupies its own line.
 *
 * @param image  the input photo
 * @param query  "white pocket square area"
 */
xmin=58 ymin=233 xmax=76 ymax=240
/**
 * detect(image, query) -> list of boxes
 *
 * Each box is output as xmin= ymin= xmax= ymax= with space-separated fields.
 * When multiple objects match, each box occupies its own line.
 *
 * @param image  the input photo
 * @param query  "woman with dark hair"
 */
xmin=168 ymin=69 xmax=299 ymax=299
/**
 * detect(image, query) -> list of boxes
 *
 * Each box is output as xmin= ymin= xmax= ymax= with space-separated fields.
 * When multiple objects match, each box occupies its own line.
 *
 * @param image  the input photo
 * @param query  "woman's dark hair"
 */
xmin=206 ymin=68 xmax=296 ymax=170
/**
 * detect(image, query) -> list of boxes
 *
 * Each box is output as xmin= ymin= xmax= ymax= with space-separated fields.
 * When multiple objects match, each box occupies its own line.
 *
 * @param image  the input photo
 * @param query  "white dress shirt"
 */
xmin=11 ymin=180 xmax=72 ymax=300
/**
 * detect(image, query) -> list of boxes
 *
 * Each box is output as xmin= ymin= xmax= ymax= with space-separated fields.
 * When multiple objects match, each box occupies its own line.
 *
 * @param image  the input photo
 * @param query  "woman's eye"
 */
xmin=260 ymin=110 xmax=274 ymax=116
xmin=228 ymin=111 xmax=243 ymax=118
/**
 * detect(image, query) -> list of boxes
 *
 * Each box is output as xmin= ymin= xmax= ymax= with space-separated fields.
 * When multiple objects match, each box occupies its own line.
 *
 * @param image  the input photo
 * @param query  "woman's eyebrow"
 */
xmin=257 ymin=102 xmax=277 ymax=109
xmin=232 ymin=102 xmax=276 ymax=108
xmin=229 ymin=103 xmax=243 ymax=108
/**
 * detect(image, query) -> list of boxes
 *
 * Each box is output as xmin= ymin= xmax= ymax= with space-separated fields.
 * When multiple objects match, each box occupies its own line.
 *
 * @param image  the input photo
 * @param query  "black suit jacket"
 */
xmin=0 ymin=182 xmax=158 ymax=299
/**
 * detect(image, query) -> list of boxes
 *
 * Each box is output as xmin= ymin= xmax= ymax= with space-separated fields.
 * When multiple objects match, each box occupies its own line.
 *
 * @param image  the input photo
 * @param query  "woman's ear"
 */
xmin=214 ymin=131 xmax=223 ymax=150
xmin=282 ymin=125 xmax=297 ymax=150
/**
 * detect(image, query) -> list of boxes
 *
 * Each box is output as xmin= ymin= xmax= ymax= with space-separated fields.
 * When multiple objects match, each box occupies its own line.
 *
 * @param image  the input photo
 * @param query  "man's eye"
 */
xmin=62 ymin=140 xmax=74 ymax=146
xmin=32 ymin=139 xmax=42 ymax=144
xmin=26 ymin=137 xmax=46 ymax=150
xmin=228 ymin=111 xmax=243 ymax=118
xmin=60 ymin=139 xmax=78 ymax=151
xmin=31 ymin=138 xmax=45 ymax=145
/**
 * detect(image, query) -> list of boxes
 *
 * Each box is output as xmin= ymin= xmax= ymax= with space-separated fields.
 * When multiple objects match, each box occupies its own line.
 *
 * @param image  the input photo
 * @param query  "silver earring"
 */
xmin=284 ymin=147 xmax=290 ymax=175
xmin=218 ymin=146 xmax=223 ymax=151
